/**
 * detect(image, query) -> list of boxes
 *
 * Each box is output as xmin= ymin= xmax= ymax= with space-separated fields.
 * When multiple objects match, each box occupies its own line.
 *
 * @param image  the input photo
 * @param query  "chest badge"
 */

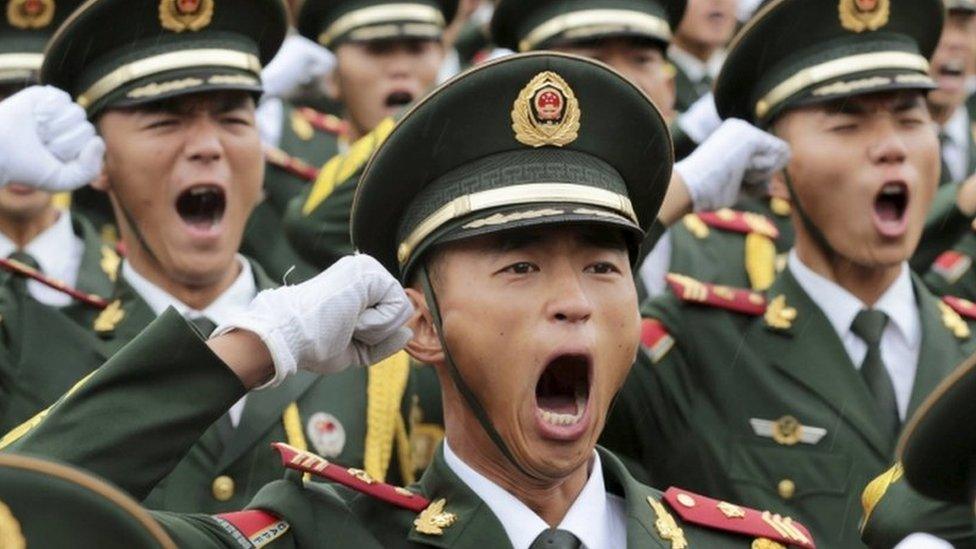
xmin=306 ymin=412 xmax=346 ymax=458
xmin=750 ymin=416 xmax=827 ymax=446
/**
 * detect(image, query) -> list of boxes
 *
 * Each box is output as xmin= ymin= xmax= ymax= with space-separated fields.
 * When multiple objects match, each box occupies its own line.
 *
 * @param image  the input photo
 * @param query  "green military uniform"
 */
xmin=0 ymin=0 xmax=426 ymax=514
xmin=0 ymin=452 xmax=177 ymax=548
xmin=599 ymin=1 xmax=974 ymax=546
xmin=5 ymin=50 xmax=818 ymax=548
xmin=281 ymin=0 xmax=457 ymax=271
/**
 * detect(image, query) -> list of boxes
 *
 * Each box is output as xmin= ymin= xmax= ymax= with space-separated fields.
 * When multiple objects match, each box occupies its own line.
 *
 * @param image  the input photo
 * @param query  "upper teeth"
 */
xmin=190 ymin=187 xmax=214 ymax=196
xmin=881 ymin=186 xmax=903 ymax=195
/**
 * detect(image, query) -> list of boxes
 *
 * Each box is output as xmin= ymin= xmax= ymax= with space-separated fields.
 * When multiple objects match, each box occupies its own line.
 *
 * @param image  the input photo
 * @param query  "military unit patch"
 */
xmin=662 ymin=488 xmax=814 ymax=548
xmin=214 ymin=510 xmax=289 ymax=549
xmin=640 ymin=318 xmax=675 ymax=364
xmin=511 ymin=71 xmax=581 ymax=148
xmin=932 ymin=251 xmax=972 ymax=284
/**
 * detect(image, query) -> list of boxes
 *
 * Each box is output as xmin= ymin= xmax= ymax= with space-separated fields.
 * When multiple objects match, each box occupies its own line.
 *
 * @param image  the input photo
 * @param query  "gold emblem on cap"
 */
xmin=839 ymin=0 xmax=889 ymax=33
xmin=512 ymin=71 xmax=581 ymax=148
xmin=6 ymin=0 xmax=54 ymax=29
xmin=159 ymin=0 xmax=214 ymax=33
xmin=0 ymin=499 xmax=25 ymax=549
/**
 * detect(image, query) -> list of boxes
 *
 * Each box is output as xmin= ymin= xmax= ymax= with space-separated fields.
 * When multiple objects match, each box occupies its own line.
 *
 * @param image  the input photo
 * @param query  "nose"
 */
xmin=184 ymin=116 xmax=224 ymax=163
xmin=545 ymin=262 xmax=593 ymax=324
xmin=868 ymin=119 xmax=909 ymax=166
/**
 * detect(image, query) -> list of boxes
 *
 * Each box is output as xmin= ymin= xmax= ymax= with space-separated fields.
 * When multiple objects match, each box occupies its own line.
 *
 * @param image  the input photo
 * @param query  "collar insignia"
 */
xmin=94 ymin=300 xmax=125 ymax=334
xmin=647 ymin=496 xmax=688 ymax=549
xmin=512 ymin=71 xmax=581 ymax=148
xmin=414 ymin=498 xmax=457 ymax=536
xmin=159 ymin=0 xmax=214 ymax=32
xmin=764 ymin=295 xmax=797 ymax=330
xmin=0 ymin=499 xmax=24 ymax=549
xmin=838 ymin=0 xmax=889 ymax=33
xmin=6 ymin=0 xmax=54 ymax=29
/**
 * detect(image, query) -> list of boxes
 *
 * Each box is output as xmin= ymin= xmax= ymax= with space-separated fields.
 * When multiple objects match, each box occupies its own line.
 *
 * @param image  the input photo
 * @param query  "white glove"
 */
xmin=214 ymin=254 xmax=414 ymax=387
xmin=674 ymin=118 xmax=791 ymax=212
xmin=676 ymin=92 xmax=721 ymax=144
xmin=0 ymin=85 xmax=105 ymax=192
xmin=261 ymin=34 xmax=336 ymax=99
xmin=893 ymin=533 xmax=953 ymax=549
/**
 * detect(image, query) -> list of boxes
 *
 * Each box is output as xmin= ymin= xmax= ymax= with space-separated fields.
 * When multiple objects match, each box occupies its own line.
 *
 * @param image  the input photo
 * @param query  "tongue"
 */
xmin=875 ymin=199 xmax=900 ymax=222
xmin=537 ymin=394 xmax=578 ymax=415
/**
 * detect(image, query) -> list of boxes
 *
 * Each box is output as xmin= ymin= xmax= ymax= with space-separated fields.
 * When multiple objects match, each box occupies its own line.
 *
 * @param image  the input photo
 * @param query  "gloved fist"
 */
xmin=675 ymin=118 xmax=790 ymax=212
xmin=215 ymin=254 xmax=414 ymax=386
xmin=676 ymin=93 xmax=721 ymax=145
xmin=261 ymin=34 xmax=336 ymax=99
xmin=0 ymin=86 xmax=105 ymax=192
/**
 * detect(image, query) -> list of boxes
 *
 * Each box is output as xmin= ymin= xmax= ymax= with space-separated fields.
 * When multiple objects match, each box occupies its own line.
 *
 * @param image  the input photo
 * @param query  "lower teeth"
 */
xmin=540 ymin=391 xmax=587 ymax=426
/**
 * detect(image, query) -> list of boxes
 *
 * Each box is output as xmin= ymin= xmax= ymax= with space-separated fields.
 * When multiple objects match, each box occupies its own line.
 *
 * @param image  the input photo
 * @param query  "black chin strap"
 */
xmin=419 ymin=265 xmax=537 ymax=479
xmin=113 ymin=187 xmax=160 ymax=266
xmin=781 ymin=168 xmax=838 ymax=261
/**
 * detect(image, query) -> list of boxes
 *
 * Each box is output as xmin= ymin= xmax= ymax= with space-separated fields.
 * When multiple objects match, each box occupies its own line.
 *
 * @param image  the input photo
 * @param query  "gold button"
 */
xmin=676 ymin=493 xmax=696 ymax=507
xmin=212 ymin=475 xmax=235 ymax=502
xmin=778 ymin=479 xmax=795 ymax=500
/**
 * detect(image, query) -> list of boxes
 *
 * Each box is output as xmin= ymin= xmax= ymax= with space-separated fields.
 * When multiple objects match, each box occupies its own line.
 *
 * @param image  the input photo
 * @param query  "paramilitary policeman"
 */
xmin=283 ymin=0 xmax=456 ymax=271
xmin=600 ymin=0 xmax=976 ymax=546
xmin=2 ymin=51 xmax=817 ymax=548
xmin=669 ymin=0 xmax=737 ymax=113
xmin=0 ymin=0 xmax=421 ymax=512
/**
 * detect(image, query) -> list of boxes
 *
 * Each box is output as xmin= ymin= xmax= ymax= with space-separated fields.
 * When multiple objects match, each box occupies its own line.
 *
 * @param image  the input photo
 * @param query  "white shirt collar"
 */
xmin=788 ymin=250 xmax=919 ymax=348
xmin=0 ymin=209 xmax=80 ymax=278
xmin=943 ymin=105 xmax=969 ymax=149
xmin=121 ymin=255 xmax=257 ymax=325
xmin=442 ymin=440 xmax=624 ymax=549
xmin=667 ymin=45 xmax=726 ymax=82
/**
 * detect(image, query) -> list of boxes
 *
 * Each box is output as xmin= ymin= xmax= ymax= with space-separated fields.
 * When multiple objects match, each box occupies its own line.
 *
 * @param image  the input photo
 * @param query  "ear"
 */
xmin=403 ymin=287 xmax=444 ymax=365
xmin=90 ymin=165 xmax=111 ymax=192
xmin=768 ymin=169 xmax=790 ymax=201
xmin=323 ymin=64 xmax=341 ymax=102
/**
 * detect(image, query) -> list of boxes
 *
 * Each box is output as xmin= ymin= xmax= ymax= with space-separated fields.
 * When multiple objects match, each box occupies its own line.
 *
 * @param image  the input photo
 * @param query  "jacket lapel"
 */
xmin=95 ymin=278 xmax=157 ymax=360
xmin=757 ymin=271 xmax=894 ymax=459
xmin=71 ymin=214 xmax=116 ymax=299
xmin=407 ymin=445 xmax=512 ymax=548
xmin=215 ymin=373 xmax=318 ymax=471
xmin=597 ymin=448 xmax=670 ymax=549
xmin=906 ymin=277 xmax=970 ymax=418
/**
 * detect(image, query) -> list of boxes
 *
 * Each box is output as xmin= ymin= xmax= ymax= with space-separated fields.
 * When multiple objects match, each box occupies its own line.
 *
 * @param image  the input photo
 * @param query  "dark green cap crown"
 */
xmin=0 ymin=0 xmax=85 ymax=86
xmin=715 ymin=0 xmax=943 ymax=127
xmin=41 ymin=0 xmax=288 ymax=116
xmin=298 ymin=0 xmax=457 ymax=49
xmin=351 ymin=52 xmax=673 ymax=280
xmin=0 ymin=452 xmax=176 ymax=548
xmin=491 ymin=0 xmax=686 ymax=52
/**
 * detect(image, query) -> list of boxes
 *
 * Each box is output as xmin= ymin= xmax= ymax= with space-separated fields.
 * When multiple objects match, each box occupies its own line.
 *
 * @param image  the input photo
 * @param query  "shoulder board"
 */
xmin=297 ymin=107 xmax=348 ymax=135
xmin=943 ymin=295 xmax=976 ymax=321
xmin=213 ymin=509 xmax=290 ymax=547
xmin=662 ymin=488 xmax=815 ymax=548
xmin=265 ymin=146 xmax=320 ymax=183
xmin=697 ymin=209 xmax=780 ymax=239
xmin=0 ymin=257 xmax=109 ymax=309
xmin=640 ymin=318 xmax=674 ymax=363
xmin=666 ymin=273 xmax=766 ymax=316
xmin=272 ymin=442 xmax=429 ymax=513
xmin=932 ymin=251 xmax=972 ymax=284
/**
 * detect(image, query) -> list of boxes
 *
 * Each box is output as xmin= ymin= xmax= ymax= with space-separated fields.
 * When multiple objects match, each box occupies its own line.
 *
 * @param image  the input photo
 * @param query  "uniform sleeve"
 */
xmin=2 ymin=309 xmax=247 ymax=500
xmin=912 ymin=181 xmax=973 ymax=273
xmin=283 ymin=180 xmax=358 ymax=271
xmin=861 ymin=475 xmax=974 ymax=549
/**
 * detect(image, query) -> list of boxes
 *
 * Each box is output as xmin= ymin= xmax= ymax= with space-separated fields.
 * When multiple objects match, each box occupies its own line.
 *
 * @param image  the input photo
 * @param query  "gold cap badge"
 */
xmin=839 ymin=0 xmax=890 ymax=33
xmin=6 ymin=0 xmax=54 ymax=29
xmin=159 ymin=0 xmax=214 ymax=33
xmin=512 ymin=71 xmax=581 ymax=148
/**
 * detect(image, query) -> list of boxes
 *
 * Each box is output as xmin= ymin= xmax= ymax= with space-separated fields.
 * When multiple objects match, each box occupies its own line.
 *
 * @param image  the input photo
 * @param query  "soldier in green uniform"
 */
xmin=669 ymin=0 xmax=736 ymax=113
xmin=861 ymin=349 xmax=976 ymax=548
xmin=2 ymin=51 xmax=817 ymax=548
xmin=599 ymin=1 xmax=976 ymax=546
xmin=0 ymin=0 xmax=420 ymax=513
xmin=283 ymin=0 xmax=455 ymax=271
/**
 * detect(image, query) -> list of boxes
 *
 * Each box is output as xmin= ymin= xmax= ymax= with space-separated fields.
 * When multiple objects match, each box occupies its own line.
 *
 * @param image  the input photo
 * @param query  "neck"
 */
xmin=444 ymin=407 xmax=589 ymax=527
xmin=795 ymin=240 xmax=902 ymax=307
xmin=0 ymin=208 xmax=60 ymax=249
xmin=672 ymin=37 xmax=716 ymax=64
xmin=125 ymin=252 xmax=242 ymax=311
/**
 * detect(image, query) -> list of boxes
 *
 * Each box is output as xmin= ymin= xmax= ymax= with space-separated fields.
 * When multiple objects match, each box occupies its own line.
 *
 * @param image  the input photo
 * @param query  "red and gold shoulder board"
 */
xmin=214 ymin=509 xmax=290 ymax=548
xmin=640 ymin=318 xmax=674 ymax=363
xmin=272 ymin=442 xmax=429 ymax=512
xmin=265 ymin=146 xmax=320 ymax=183
xmin=297 ymin=108 xmax=348 ymax=135
xmin=0 ymin=257 xmax=109 ymax=309
xmin=663 ymin=488 xmax=816 ymax=548
xmin=697 ymin=209 xmax=780 ymax=239
xmin=943 ymin=295 xmax=976 ymax=321
xmin=666 ymin=273 xmax=766 ymax=316
xmin=932 ymin=251 xmax=972 ymax=284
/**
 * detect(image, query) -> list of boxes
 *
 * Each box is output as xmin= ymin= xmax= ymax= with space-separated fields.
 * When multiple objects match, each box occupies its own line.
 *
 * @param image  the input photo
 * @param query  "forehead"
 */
xmin=776 ymin=89 xmax=926 ymax=126
xmin=438 ymin=224 xmax=629 ymax=258
xmin=102 ymin=90 xmax=255 ymax=117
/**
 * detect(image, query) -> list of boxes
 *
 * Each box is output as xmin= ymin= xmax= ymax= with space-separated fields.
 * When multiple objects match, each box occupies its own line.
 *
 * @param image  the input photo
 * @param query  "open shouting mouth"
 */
xmin=872 ymin=181 xmax=909 ymax=238
xmin=534 ymin=352 xmax=593 ymax=441
xmin=176 ymin=184 xmax=226 ymax=236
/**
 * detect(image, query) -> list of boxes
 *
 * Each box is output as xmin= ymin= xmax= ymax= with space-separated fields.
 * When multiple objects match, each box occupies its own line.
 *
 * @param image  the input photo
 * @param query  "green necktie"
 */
xmin=6 ymin=251 xmax=40 ymax=293
xmin=850 ymin=309 xmax=900 ymax=439
xmin=696 ymin=73 xmax=713 ymax=96
xmin=529 ymin=529 xmax=581 ymax=549
xmin=189 ymin=316 xmax=217 ymax=338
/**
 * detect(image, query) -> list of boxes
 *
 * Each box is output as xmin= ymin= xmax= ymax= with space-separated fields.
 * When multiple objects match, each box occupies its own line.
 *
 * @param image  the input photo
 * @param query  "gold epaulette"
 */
xmin=265 ymin=146 xmax=320 ymax=182
xmin=665 ymin=274 xmax=766 ymax=316
xmin=860 ymin=463 xmax=902 ymax=528
xmin=296 ymin=107 xmax=348 ymax=135
xmin=690 ymin=209 xmax=780 ymax=239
